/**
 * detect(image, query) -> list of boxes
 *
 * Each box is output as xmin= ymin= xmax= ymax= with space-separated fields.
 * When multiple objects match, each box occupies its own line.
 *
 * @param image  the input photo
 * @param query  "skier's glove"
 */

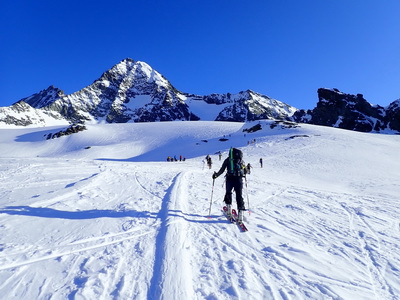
xmin=212 ymin=172 xmax=217 ymax=179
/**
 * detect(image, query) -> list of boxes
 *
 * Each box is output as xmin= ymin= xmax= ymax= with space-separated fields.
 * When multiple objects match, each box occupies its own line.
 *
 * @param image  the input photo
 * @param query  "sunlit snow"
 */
xmin=0 ymin=120 xmax=399 ymax=299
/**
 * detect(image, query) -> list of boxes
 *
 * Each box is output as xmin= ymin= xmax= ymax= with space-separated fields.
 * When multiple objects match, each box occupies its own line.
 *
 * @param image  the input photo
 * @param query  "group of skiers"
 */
xmin=166 ymin=155 xmax=186 ymax=162
xmin=247 ymin=138 xmax=257 ymax=145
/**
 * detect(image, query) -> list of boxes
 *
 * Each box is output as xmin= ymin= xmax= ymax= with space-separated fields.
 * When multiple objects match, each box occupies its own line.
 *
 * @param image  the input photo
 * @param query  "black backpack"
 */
xmin=227 ymin=148 xmax=245 ymax=177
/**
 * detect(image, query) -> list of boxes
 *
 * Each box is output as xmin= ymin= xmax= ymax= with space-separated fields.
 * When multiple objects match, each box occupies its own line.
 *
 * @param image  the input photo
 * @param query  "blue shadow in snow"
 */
xmin=0 ymin=206 xmax=152 ymax=220
xmin=0 ymin=206 xmax=224 ymax=224
xmin=15 ymin=127 xmax=66 ymax=142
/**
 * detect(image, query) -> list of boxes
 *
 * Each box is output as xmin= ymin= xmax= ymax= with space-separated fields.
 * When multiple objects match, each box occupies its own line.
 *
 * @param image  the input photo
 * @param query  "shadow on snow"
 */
xmin=0 ymin=206 xmax=224 ymax=224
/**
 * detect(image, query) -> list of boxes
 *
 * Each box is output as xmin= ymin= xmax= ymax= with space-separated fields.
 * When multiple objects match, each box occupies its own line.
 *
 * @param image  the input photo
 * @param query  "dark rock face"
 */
xmin=46 ymin=124 xmax=87 ymax=139
xmin=243 ymin=123 xmax=262 ymax=133
xmin=385 ymin=100 xmax=400 ymax=131
xmin=22 ymin=86 xmax=65 ymax=108
xmin=292 ymin=88 xmax=398 ymax=133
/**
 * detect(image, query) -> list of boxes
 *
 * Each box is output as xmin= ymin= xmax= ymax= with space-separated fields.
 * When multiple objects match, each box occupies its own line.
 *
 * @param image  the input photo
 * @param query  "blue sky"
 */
xmin=1 ymin=0 xmax=400 ymax=109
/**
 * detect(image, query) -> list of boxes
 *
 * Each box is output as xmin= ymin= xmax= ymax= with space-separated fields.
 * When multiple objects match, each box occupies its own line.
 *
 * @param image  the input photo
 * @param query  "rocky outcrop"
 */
xmin=292 ymin=88 xmax=398 ymax=133
xmin=45 ymin=124 xmax=87 ymax=139
xmin=385 ymin=100 xmax=400 ymax=131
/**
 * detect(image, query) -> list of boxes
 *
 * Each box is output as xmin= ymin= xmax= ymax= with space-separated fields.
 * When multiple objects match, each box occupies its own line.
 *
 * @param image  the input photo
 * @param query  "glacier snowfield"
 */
xmin=0 ymin=120 xmax=399 ymax=299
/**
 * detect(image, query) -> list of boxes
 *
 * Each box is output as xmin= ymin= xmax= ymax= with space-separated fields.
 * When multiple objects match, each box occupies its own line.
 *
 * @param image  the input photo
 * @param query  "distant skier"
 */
xmin=207 ymin=156 xmax=212 ymax=169
xmin=212 ymin=148 xmax=247 ymax=223
xmin=259 ymin=158 xmax=263 ymax=168
xmin=246 ymin=163 xmax=252 ymax=175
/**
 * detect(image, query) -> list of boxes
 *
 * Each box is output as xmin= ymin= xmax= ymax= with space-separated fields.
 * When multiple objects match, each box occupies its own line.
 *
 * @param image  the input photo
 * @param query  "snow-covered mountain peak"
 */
xmin=108 ymin=57 xmax=136 ymax=75
xmin=99 ymin=58 xmax=171 ymax=91
xmin=135 ymin=61 xmax=170 ymax=88
xmin=16 ymin=85 xmax=65 ymax=109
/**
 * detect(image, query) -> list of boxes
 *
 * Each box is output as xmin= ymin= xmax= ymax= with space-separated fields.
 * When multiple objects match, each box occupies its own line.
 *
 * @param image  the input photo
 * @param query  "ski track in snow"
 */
xmin=339 ymin=201 xmax=399 ymax=299
xmin=148 ymin=171 xmax=193 ymax=299
xmin=0 ymin=121 xmax=399 ymax=299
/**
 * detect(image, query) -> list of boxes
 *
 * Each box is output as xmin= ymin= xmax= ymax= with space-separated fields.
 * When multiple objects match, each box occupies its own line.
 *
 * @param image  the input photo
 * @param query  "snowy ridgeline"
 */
xmin=0 ymin=120 xmax=399 ymax=299
xmin=0 ymin=59 xmax=297 ymax=126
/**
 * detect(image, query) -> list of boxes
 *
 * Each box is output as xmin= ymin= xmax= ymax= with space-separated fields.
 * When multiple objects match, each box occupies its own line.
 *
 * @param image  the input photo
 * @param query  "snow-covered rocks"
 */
xmin=0 ymin=59 xmax=296 ymax=126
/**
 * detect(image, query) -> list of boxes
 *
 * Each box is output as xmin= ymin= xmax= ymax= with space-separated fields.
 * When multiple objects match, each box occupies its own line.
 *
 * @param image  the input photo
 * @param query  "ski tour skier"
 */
xmin=246 ymin=163 xmax=252 ymax=175
xmin=206 ymin=155 xmax=212 ymax=169
xmin=212 ymin=148 xmax=247 ymax=223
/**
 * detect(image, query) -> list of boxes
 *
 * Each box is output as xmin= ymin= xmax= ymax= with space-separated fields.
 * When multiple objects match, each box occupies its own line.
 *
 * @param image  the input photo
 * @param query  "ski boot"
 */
xmin=238 ymin=210 xmax=244 ymax=224
xmin=226 ymin=204 xmax=232 ymax=217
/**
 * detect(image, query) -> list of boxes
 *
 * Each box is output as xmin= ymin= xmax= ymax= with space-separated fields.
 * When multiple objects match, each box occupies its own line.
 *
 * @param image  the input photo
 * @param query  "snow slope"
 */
xmin=0 ymin=121 xmax=399 ymax=299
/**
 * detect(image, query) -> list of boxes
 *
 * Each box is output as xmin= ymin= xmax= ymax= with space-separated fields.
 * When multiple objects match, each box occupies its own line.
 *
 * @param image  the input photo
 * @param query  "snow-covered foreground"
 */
xmin=0 ymin=121 xmax=399 ymax=299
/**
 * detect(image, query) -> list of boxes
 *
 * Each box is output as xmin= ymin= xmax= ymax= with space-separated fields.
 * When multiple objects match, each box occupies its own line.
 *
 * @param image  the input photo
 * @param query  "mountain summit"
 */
xmin=0 ymin=59 xmax=296 ymax=126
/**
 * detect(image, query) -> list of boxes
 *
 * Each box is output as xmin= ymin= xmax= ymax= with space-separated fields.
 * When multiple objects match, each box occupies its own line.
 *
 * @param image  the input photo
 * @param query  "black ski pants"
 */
xmin=224 ymin=176 xmax=245 ymax=211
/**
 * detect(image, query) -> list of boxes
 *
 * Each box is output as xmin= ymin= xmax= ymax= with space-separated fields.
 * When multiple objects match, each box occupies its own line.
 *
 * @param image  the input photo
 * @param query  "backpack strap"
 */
xmin=229 ymin=148 xmax=234 ymax=173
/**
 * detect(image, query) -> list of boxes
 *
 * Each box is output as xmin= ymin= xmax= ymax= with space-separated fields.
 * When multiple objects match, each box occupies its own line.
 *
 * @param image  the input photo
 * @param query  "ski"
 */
xmin=222 ymin=206 xmax=235 ymax=223
xmin=231 ymin=209 xmax=248 ymax=232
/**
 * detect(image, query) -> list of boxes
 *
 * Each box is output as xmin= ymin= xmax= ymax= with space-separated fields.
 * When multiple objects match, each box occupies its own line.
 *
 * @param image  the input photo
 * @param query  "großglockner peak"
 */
xmin=0 ymin=58 xmax=297 ymax=126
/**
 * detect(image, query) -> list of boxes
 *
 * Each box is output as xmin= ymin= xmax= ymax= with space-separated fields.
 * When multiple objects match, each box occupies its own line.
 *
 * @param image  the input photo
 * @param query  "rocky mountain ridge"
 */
xmin=0 ymin=58 xmax=296 ymax=126
xmin=292 ymin=88 xmax=400 ymax=133
xmin=1 ymin=59 xmax=399 ymax=133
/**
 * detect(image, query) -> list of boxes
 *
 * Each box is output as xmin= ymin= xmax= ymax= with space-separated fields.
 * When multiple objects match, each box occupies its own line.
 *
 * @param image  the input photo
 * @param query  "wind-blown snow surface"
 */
xmin=0 ymin=121 xmax=399 ymax=299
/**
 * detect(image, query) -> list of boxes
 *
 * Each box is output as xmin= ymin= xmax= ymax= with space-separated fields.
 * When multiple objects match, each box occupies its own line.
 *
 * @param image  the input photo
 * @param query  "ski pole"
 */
xmin=208 ymin=178 xmax=215 ymax=218
xmin=245 ymin=176 xmax=250 ymax=214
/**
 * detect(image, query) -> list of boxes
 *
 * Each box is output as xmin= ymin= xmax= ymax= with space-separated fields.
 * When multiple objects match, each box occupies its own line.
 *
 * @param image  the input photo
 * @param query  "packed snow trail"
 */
xmin=148 ymin=171 xmax=193 ymax=300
